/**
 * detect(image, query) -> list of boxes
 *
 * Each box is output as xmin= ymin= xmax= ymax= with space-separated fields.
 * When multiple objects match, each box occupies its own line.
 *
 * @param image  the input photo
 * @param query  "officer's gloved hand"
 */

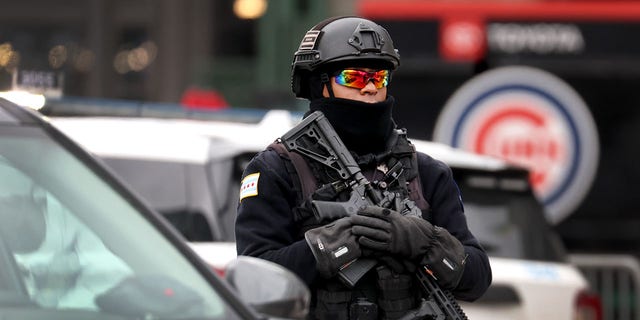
xmin=304 ymin=216 xmax=362 ymax=279
xmin=351 ymin=206 xmax=467 ymax=289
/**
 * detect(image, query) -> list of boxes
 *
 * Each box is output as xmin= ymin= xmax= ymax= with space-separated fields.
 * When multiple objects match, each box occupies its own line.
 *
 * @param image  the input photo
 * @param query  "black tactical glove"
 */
xmin=351 ymin=206 xmax=467 ymax=289
xmin=304 ymin=217 xmax=362 ymax=279
xmin=351 ymin=206 xmax=434 ymax=259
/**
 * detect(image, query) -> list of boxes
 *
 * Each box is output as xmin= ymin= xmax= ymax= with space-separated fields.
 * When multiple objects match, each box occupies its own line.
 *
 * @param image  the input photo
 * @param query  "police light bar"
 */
xmin=0 ymin=90 xmax=46 ymax=110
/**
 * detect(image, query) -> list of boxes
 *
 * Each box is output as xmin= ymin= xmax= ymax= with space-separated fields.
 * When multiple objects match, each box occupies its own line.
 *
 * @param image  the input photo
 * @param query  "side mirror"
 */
xmin=225 ymin=256 xmax=310 ymax=320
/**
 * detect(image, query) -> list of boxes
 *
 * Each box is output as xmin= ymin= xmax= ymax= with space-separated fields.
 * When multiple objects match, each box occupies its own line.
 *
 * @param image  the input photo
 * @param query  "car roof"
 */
xmin=410 ymin=139 xmax=511 ymax=172
xmin=45 ymin=97 xmax=521 ymax=174
xmin=51 ymin=117 xmax=219 ymax=163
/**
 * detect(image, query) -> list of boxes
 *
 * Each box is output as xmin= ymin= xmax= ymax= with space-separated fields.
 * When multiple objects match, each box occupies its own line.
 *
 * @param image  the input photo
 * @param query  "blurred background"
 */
xmin=2 ymin=0 xmax=640 ymax=317
xmin=3 ymin=0 xmax=637 ymax=253
xmin=0 ymin=0 xmax=345 ymax=109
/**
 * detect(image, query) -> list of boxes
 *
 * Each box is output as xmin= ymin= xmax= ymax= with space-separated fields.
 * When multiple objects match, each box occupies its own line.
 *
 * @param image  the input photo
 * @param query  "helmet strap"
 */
xmin=320 ymin=73 xmax=335 ymax=98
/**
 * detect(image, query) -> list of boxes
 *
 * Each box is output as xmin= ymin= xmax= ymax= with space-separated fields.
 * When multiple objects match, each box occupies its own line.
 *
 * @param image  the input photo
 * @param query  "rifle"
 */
xmin=410 ymin=266 xmax=468 ymax=320
xmin=280 ymin=111 xmax=468 ymax=320
xmin=280 ymin=110 xmax=418 ymax=286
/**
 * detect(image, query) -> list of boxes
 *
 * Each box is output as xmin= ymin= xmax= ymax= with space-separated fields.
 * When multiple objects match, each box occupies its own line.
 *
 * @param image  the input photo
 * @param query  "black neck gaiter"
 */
xmin=307 ymin=96 xmax=396 ymax=155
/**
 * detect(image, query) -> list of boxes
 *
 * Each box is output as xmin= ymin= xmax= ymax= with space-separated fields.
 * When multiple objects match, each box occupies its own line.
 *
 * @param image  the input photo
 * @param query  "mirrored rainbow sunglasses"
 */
xmin=334 ymin=69 xmax=390 ymax=89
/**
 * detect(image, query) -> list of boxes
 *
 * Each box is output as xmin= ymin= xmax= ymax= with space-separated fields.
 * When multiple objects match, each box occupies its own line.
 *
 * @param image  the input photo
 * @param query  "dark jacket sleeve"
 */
xmin=235 ymin=148 xmax=319 ymax=285
xmin=417 ymin=152 xmax=492 ymax=301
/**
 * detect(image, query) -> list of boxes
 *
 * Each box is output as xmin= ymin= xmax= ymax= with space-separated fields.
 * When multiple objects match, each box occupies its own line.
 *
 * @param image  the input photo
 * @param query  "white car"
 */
xmin=47 ymin=100 xmax=600 ymax=320
xmin=408 ymin=140 xmax=599 ymax=320
xmin=0 ymin=97 xmax=311 ymax=320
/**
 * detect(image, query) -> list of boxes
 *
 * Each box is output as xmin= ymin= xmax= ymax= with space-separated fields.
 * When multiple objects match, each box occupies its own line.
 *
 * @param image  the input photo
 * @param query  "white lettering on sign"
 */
xmin=18 ymin=70 xmax=57 ymax=88
xmin=488 ymin=23 xmax=585 ymax=54
xmin=12 ymin=69 xmax=63 ymax=97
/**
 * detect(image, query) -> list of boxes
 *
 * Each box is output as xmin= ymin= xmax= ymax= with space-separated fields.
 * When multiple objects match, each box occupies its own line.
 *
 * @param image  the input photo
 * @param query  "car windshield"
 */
xmin=0 ymin=125 xmax=243 ymax=319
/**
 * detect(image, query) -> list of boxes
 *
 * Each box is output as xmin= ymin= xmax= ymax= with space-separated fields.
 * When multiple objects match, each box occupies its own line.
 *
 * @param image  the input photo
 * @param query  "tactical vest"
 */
xmin=268 ymin=129 xmax=431 ymax=320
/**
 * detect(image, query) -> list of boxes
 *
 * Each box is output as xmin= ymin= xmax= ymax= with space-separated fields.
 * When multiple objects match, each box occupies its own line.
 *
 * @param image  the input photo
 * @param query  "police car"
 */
xmin=44 ymin=98 xmax=600 ymax=320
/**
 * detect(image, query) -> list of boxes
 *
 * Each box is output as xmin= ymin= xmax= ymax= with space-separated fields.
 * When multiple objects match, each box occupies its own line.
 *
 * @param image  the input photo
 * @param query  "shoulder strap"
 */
xmin=268 ymin=141 xmax=318 ymax=204
xmin=406 ymin=157 xmax=430 ymax=213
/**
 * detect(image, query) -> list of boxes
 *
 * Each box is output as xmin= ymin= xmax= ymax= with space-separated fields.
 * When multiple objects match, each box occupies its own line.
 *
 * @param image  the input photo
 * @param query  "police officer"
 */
xmin=235 ymin=16 xmax=491 ymax=319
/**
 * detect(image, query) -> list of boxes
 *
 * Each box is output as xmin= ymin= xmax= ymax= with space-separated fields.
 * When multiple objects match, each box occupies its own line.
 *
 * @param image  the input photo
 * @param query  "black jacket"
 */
xmin=235 ymin=146 xmax=492 ymax=301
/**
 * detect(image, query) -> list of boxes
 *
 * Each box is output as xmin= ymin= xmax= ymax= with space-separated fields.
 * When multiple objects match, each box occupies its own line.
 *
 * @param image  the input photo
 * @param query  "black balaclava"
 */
xmin=304 ymin=61 xmax=397 ymax=156
xmin=307 ymin=96 xmax=395 ymax=156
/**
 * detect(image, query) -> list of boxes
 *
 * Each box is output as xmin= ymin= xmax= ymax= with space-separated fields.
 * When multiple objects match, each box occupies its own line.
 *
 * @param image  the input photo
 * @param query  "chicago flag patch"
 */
xmin=239 ymin=173 xmax=260 ymax=201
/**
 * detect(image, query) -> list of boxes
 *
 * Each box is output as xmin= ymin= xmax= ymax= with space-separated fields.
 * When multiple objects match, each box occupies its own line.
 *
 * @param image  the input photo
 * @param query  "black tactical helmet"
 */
xmin=291 ymin=16 xmax=401 ymax=99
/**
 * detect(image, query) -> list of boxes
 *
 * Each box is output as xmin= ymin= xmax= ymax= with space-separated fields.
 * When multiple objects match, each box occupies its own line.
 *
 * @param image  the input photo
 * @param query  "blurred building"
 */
xmin=0 ymin=0 xmax=353 ymax=108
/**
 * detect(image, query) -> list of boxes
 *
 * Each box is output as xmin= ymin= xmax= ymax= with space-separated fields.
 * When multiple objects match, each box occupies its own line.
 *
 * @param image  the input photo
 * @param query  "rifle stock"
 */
xmin=281 ymin=111 xmax=382 ymax=285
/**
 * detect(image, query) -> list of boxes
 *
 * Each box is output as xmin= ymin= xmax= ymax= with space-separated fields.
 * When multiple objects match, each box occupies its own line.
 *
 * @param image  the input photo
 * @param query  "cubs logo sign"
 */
xmin=433 ymin=66 xmax=599 ymax=224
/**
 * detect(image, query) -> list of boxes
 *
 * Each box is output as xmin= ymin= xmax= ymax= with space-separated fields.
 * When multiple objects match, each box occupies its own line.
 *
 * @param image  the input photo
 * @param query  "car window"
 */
xmin=454 ymin=169 xmax=568 ymax=262
xmin=96 ymin=152 xmax=251 ymax=242
xmin=464 ymin=202 xmax=525 ymax=259
xmin=100 ymin=157 xmax=217 ymax=241
xmin=0 ymin=125 xmax=243 ymax=319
